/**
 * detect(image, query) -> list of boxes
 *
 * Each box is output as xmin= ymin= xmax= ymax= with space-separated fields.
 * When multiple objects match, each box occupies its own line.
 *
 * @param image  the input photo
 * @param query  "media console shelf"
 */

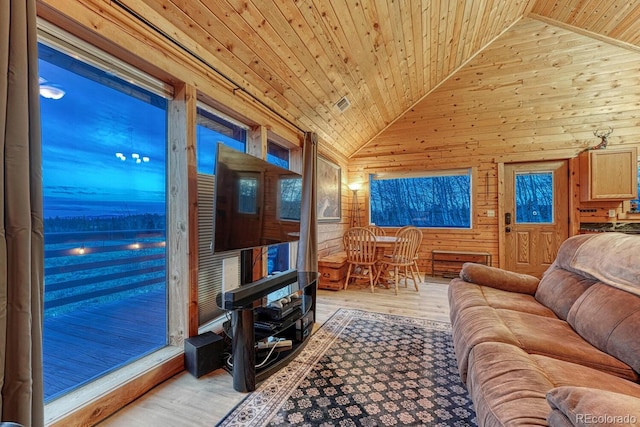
xmin=220 ymin=270 xmax=317 ymax=392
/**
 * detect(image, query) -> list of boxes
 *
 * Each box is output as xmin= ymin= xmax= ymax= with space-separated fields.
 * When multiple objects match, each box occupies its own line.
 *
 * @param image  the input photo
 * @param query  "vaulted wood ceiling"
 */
xmin=127 ymin=0 xmax=640 ymax=159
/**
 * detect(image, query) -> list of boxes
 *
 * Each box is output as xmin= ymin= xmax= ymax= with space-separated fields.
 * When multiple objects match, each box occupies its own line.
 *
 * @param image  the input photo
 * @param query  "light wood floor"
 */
xmin=97 ymin=278 xmax=452 ymax=427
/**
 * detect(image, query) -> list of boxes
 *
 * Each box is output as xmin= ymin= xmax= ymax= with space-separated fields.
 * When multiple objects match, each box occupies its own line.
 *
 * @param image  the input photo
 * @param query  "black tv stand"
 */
xmin=221 ymin=270 xmax=317 ymax=392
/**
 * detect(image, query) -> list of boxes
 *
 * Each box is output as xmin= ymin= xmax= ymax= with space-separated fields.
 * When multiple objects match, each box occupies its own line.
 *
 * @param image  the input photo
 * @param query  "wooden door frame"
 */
xmin=497 ymin=158 xmax=578 ymax=269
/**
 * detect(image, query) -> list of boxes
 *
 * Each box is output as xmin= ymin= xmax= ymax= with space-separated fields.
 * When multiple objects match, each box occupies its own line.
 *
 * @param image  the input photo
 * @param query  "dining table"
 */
xmin=373 ymin=235 xmax=398 ymax=247
xmin=373 ymin=235 xmax=398 ymax=257
xmin=372 ymin=235 xmax=398 ymax=288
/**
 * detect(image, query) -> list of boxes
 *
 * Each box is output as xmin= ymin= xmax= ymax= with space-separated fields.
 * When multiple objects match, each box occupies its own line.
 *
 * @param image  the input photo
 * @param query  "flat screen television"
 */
xmin=212 ymin=144 xmax=302 ymax=253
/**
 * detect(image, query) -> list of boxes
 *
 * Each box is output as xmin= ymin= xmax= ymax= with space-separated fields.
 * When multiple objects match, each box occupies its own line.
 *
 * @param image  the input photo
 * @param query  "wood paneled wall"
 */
xmin=348 ymin=17 xmax=640 ymax=270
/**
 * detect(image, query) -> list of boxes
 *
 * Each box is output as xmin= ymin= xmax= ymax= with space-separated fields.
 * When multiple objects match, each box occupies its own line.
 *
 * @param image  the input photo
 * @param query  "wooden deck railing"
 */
xmin=43 ymin=228 xmax=169 ymax=401
xmin=44 ymin=229 xmax=166 ymax=312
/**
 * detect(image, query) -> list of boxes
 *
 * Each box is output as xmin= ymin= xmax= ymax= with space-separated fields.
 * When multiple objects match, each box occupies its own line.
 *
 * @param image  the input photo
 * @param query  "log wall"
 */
xmin=348 ymin=17 xmax=640 ymax=272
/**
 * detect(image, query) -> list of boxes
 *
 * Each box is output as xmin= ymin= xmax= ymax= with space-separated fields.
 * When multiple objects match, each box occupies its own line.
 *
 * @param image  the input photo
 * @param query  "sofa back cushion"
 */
xmin=569 ymin=233 xmax=640 ymax=297
xmin=567 ymin=283 xmax=640 ymax=374
xmin=550 ymin=234 xmax=598 ymax=275
xmin=535 ymin=269 xmax=597 ymax=320
xmin=534 ymin=234 xmax=598 ymax=320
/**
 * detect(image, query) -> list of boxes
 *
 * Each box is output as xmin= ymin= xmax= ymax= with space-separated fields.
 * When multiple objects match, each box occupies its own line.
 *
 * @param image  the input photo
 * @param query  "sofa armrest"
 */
xmin=459 ymin=262 xmax=540 ymax=295
xmin=547 ymin=387 xmax=640 ymax=427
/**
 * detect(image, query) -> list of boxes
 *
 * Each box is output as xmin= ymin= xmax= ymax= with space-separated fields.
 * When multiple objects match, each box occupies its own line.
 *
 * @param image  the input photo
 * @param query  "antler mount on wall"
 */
xmin=591 ymin=127 xmax=613 ymax=150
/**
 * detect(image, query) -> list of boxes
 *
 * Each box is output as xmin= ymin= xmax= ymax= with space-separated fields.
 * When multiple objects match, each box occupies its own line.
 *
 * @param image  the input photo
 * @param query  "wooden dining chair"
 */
xmin=395 ymin=225 xmax=422 ymax=283
xmin=366 ymin=225 xmax=386 ymax=237
xmin=343 ymin=227 xmax=378 ymax=292
xmin=404 ymin=226 xmax=423 ymax=286
xmin=375 ymin=226 xmax=421 ymax=294
xmin=394 ymin=225 xmax=412 ymax=236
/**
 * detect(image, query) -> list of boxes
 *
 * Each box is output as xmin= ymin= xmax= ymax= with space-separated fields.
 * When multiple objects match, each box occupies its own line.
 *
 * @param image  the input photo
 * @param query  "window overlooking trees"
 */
xmin=632 ymin=164 xmax=640 ymax=211
xmin=515 ymin=172 xmax=553 ymax=223
xmin=279 ymin=177 xmax=302 ymax=221
xmin=369 ymin=170 xmax=472 ymax=228
xmin=266 ymin=141 xmax=291 ymax=274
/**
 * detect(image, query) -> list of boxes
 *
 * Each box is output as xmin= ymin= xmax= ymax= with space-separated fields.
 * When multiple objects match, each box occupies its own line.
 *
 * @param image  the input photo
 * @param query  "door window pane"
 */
xmin=39 ymin=43 xmax=168 ymax=401
xmin=515 ymin=172 xmax=553 ymax=223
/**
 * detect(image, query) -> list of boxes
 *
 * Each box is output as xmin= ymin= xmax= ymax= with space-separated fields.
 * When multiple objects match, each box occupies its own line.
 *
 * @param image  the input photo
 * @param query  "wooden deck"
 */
xmin=43 ymin=288 xmax=166 ymax=402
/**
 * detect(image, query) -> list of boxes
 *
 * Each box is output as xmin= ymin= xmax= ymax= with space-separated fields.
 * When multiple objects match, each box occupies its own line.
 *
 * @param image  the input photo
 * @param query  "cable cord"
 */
xmin=255 ymin=339 xmax=283 ymax=368
xmin=225 ymin=338 xmax=284 ymax=369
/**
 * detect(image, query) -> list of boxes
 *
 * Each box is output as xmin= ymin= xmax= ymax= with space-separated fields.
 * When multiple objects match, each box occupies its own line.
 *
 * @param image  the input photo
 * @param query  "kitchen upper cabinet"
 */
xmin=579 ymin=147 xmax=638 ymax=201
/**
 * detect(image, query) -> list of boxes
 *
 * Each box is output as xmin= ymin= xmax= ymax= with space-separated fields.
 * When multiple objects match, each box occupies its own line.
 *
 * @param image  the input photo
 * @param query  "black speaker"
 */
xmin=184 ymin=331 xmax=224 ymax=378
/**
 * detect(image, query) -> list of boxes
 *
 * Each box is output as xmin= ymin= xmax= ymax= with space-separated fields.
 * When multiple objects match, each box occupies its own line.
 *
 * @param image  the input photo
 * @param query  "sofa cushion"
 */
xmin=467 ymin=342 xmax=640 ymax=427
xmin=450 ymin=306 xmax=522 ymax=382
xmin=448 ymin=278 xmax=556 ymax=324
xmin=567 ymin=283 xmax=640 ymax=375
xmin=459 ymin=262 xmax=540 ymax=294
xmin=466 ymin=342 xmax=552 ymax=427
xmin=534 ymin=268 xmax=598 ymax=320
xmin=548 ymin=233 xmax=597 ymax=275
xmin=499 ymin=309 xmax=638 ymax=382
xmin=569 ymin=233 xmax=640 ymax=297
xmin=452 ymin=305 xmax=637 ymax=382
xmin=531 ymin=355 xmax=640 ymax=395
xmin=547 ymin=412 xmax=574 ymax=427
xmin=546 ymin=387 xmax=640 ymax=427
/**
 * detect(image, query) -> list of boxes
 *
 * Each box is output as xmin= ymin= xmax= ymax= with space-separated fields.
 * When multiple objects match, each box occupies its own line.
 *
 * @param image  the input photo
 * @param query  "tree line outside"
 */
xmin=369 ymin=171 xmax=558 ymax=227
xmin=370 ymin=174 xmax=471 ymax=228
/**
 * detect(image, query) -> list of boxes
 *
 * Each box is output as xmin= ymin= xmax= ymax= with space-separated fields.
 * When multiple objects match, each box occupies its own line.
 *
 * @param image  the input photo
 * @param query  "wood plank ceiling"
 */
xmin=124 ymin=0 xmax=640 ymax=159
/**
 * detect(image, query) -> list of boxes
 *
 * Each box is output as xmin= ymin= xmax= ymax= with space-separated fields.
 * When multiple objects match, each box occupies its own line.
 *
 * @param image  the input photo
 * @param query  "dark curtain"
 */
xmin=297 ymin=132 xmax=317 ymax=272
xmin=0 ymin=0 xmax=45 ymax=425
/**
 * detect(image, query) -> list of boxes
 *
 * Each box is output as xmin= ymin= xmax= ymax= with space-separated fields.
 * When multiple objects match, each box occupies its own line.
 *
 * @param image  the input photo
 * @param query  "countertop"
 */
xmin=579 ymin=222 xmax=640 ymax=234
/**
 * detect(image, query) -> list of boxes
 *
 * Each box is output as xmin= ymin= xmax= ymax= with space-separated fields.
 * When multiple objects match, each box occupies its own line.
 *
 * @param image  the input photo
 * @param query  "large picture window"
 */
xmin=370 ymin=170 xmax=472 ymax=228
xmin=196 ymin=106 xmax=247 ymax=325
xmin=39 ymin=41 xmax=169 ymax=401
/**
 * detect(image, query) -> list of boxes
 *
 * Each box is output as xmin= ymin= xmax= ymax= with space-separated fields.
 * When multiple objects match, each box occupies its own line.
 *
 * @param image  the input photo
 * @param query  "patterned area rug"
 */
xmin=217 ymin=309 xmax=477 ymax=427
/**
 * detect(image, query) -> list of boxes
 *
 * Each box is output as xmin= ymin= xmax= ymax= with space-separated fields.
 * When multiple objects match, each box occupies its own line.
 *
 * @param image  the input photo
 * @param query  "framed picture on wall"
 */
xmin=317 ymin=156 xmax=341 ymax=222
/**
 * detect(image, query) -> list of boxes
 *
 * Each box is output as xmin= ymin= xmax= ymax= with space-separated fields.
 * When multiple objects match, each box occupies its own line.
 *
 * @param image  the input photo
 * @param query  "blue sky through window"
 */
xmin=39 ymin=43 xmax=167 ymax=219
xmin=196 ymin=108 xmax=246 ymax=174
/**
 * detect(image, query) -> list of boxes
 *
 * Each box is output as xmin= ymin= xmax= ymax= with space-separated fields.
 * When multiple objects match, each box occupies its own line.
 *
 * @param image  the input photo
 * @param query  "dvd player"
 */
xmin=254 ymin=307 xmax=302 ymax=337
xmin=255 ymin=297 xmax=303 ymax=321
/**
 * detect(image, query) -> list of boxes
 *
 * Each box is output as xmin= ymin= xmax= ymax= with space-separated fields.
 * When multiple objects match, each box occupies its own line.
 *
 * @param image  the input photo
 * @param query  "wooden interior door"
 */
xmin=503 ymin=161 xmax=569 ymax=278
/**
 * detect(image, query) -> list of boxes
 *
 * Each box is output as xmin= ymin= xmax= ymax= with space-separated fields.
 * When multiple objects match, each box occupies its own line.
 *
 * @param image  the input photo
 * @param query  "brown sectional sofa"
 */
xmin=448 ymin=233 xmax=640 ymax=426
